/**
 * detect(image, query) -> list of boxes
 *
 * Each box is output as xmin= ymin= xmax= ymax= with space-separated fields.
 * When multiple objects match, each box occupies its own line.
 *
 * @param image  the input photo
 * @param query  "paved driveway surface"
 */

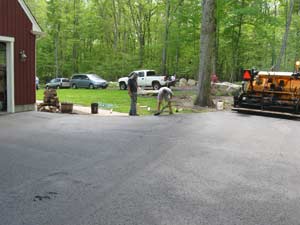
xmin=0 ymin=111 xmax=300 ymax=225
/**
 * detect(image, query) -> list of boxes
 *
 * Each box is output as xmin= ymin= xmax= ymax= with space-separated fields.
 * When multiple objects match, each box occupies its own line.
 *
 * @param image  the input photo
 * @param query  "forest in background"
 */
xmin=25 ymin=0 xmax=300 ymax=83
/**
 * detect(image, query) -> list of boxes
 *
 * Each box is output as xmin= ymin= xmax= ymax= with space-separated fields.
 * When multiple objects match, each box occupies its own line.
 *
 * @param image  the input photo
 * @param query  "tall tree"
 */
xmin=275 ymin=0 xmax=294 ymax=70
xmin=161 ymin=0 xmax=171 ymax=76
xmin=46 ymin=0 xmax=62 ymax=77
xmin=161 ymin=0 xmax=184 ymax=75
xmin=230 ymin=0 xmax=245 ymax=82
xmin=195 ymin=0 xmax=216 ymax=106
xmin=127 ymin=0 xmax=147 ymax=68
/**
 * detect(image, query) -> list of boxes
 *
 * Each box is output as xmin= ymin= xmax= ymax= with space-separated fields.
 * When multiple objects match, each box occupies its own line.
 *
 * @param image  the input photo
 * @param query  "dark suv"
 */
xmin=70 ymin=74 xmax=108 ymax=89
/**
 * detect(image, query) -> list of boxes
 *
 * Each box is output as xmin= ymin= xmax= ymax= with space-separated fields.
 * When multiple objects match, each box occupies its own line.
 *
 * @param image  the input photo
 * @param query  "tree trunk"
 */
xmin=212 ymin=3 xmax=218 ymax=76
xmin=112 ymin=0 xmax=119 ymax=51
xmin=161 ymin=0 xmax=170 ymax=76
xmin=55 ymin=33 xmax=59 ymax=78
xmin=195 ymin=0 xmax=216 ymax=107
xmin=55 ymin=23 xmax=60 ymax=78
xmin=128 ymin=0 xmax=146 ymax=68
xmin=271 ymin=0 xmax=278 ymax=67
xmin=72 ymin=0 xmax=79 ymax=73
xmin=229 ymin=0 xmax=244 ymax=82
xmin=275 ymin=0 xmax=294 ymax=71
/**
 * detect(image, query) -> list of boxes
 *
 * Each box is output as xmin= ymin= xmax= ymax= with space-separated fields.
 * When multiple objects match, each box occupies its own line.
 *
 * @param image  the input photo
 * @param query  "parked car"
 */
xmin=118 ymin=70 xmax=172 ymax=90
xmin=45 ymin=78 xmax=70 ymax=89
xmin=70 ymin=74 xmax=108 ymax=89
xmin=35 ymin=76 xmax=39 ymax=90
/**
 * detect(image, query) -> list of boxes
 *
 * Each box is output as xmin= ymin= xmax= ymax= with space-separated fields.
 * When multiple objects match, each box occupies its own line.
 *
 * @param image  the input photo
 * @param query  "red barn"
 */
xmin=0 ymin=0 xmax=42 ymax=113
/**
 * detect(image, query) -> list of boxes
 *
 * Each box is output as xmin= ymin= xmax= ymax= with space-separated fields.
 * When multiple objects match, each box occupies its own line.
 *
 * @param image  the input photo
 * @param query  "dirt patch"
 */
xmin=172 ymin=90 xmax=234 ymax=112
xmin=172 ymin=94 xmax=210 ymax=113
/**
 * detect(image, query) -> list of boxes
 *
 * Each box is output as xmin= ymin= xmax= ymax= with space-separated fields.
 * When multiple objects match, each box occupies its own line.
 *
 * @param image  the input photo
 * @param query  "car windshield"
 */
xmin=88 ymin=74 xmax=103 ymax=80
xmin=50 ymin=79 xmax=56 ymax=83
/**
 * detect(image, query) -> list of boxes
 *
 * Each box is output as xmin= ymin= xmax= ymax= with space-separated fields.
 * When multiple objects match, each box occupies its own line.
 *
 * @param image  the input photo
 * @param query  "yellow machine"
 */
xmin=232 ymin=62 xmax=300 ymax=118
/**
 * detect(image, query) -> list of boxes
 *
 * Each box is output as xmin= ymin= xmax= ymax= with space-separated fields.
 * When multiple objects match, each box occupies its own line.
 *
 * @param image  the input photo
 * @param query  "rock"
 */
xmin=187 ymin=79 xmax=196 ymax=86
xmin=212 ymin=82 xmax=241 ymax=96
xmin=179 ymin=78 xmax=187 ymax=87
xmin=108 ymin=82 xmax=119 ymax=88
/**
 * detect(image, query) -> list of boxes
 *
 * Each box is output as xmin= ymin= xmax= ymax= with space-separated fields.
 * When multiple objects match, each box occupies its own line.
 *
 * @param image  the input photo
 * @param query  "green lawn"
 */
xmin=36 ymin=88 xmax=158 ymax=115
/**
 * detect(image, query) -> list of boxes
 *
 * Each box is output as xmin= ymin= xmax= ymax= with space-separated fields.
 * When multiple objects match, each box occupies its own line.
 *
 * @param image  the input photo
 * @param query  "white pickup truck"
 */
xmin=118 ymin=70 xmax=169 ymax=90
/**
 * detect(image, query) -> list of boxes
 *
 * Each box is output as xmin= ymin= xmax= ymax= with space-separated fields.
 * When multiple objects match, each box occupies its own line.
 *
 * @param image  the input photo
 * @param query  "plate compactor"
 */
xmin=232 ymin=63 xmax=300 ymax=119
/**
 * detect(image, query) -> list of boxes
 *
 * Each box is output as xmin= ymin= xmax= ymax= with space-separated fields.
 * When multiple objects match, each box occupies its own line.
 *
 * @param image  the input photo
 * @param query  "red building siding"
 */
xmin=0 ymin=0 xmax=36 ymax=105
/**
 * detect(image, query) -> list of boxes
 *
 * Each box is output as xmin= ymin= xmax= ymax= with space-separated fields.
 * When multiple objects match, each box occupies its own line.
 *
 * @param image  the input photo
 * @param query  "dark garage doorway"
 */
xmin=0 ymin=42 xmax=7 ymax=112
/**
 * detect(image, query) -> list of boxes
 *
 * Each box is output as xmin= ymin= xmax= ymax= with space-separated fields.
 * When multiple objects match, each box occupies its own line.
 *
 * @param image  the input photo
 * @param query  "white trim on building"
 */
xmin=17 ymin=0 xmax=43 ymax=36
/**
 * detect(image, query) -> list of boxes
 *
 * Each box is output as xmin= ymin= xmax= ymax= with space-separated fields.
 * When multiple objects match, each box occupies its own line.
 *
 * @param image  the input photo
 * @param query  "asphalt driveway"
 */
xmin=0 ymin=111 xmax=300 ymax=225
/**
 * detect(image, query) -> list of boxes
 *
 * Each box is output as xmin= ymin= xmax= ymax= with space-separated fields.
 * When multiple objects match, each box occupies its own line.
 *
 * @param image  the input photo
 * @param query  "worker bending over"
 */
xmin=155 ymin=87 xmax=174 ymax=115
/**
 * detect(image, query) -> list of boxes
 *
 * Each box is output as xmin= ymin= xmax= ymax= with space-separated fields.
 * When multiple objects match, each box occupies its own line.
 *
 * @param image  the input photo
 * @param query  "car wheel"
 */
xmin=72 ymin=84 xmax=77 ymax=89
xmin=56 ymin=85 xmax=60 ymax=89
xmin=152 ymin=82 xmax=161 ymax=90
xmin=119 ymin=82 xmax=127 ymax=90
xmin=45 ymin=86 xmax=49 ymax=90
xmin=89 ymin=84 xmax=94 ymax=89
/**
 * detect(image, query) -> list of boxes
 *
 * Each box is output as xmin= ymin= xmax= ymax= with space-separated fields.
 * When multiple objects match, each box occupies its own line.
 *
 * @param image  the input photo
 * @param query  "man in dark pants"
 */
xmin=154 ymin=87 xmax=173 ymax=116
xmin=128 ymin=73 xmax=138 ymax=116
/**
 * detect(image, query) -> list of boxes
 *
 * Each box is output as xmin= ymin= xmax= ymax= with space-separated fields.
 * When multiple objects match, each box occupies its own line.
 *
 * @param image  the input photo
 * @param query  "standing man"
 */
xmin=155 ymin=87 xmax=173 ymax=115
xmin=128 ymin=72 xmax=138 ymax=116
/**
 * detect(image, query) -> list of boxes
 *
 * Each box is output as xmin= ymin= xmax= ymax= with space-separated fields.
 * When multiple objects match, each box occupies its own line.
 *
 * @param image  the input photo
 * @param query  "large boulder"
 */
xmin=179 ymin=78 xmax=187 ymax=87
xmin=187 ymin=79 xmax=196 ymax=86
xmin=212 ymin=82 xmax=241 ymax=96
